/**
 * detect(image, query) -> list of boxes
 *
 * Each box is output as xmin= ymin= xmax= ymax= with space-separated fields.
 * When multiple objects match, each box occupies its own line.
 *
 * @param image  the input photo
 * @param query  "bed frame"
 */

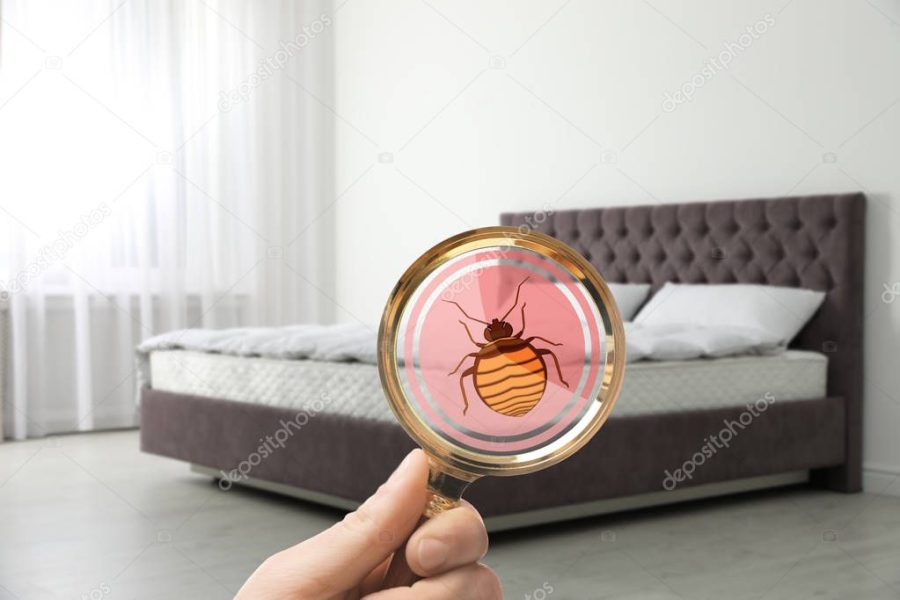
xmin=141 ymin=193 xmax=865 ymax=528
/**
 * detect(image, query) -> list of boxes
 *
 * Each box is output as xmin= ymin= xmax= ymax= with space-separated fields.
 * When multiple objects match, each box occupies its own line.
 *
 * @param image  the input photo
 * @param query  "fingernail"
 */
xmin=387 ymin=450 xmax=415 ymax=484
xmin=417 ymin=538 xmax=449 ymax=571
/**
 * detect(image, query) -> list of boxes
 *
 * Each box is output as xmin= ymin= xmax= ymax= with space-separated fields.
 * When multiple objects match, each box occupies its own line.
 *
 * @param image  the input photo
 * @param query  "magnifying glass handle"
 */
xmin=381 ymin=465 xmax=474 ymax=589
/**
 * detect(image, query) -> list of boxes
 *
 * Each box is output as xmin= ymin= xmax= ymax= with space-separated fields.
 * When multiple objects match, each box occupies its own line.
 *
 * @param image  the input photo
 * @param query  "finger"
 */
xmin=405 ymin=502 xmax=488 ymax=577
xmin=243 ymin=450 xmax=429 ymax=599
xmin=358 ymin=557 xmax=390 ymax=597
xmin=364 ymin=563 xmax=501 ymax=600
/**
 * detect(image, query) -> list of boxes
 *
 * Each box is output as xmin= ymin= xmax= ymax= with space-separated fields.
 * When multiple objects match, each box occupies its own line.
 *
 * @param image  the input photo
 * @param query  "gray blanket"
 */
xmin=136 ymin=323 xmax=377 ymax=389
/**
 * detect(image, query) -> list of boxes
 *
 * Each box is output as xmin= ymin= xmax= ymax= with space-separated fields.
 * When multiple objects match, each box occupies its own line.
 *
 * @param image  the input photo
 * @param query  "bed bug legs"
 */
xmin=443 ymin=277 xmax=570 ymax=417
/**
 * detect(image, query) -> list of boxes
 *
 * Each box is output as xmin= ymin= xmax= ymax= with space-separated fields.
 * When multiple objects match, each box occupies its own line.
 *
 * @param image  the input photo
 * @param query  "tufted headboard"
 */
xmin=501 ymin=193 xmax=866 ymax=492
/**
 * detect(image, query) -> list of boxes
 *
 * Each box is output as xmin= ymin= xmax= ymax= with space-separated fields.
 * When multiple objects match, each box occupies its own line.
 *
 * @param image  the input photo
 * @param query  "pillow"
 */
xmin=607 ymin=283 xmax=651 ymax=321
xmin=493 ymin=273 xmax=650 ymax=321
xmin=624 ymin=322 xmax=782 ymax=362
xmin=633 ymin=283 xmax=826 ymax=345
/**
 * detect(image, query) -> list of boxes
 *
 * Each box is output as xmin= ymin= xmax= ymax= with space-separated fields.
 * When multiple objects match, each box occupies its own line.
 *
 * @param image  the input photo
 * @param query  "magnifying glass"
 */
xmin=378 ymin=226 xmax=626 ymax=587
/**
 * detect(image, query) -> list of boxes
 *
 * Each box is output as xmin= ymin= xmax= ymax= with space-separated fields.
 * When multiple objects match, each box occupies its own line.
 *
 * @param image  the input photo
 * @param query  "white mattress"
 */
xmin=148 ymin=350 xmax=828 ymax=419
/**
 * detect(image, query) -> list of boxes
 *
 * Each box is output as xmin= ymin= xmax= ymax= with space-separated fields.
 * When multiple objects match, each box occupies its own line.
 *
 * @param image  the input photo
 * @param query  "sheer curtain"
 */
xmin=0 ymin=0 xmax=334 ymax=439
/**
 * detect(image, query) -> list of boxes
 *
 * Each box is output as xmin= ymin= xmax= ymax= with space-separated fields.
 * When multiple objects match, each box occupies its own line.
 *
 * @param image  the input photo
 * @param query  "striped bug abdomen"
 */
xmin=473 ymin=339 xmax=548 ymax=417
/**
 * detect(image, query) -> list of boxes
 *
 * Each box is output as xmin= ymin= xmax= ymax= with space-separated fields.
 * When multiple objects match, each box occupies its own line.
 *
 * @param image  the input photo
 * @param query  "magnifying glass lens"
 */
xmin=394 ymin=243 xmax=609 ymax=462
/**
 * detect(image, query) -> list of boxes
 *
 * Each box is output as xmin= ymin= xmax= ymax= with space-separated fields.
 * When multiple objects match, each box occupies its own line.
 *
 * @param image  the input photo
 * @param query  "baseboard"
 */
xmin=863 ymin=465 xmax=900 ymax=496
xmin=191 ymin=465 xmax=809 ymax=532
xmin=482 ymin=471 xmax=809 ymax=532
xmin=190 ymin=464 xmax=360 ymax=510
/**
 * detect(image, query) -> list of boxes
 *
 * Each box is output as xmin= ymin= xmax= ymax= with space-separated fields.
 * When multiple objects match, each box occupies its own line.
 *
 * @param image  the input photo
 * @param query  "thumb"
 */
xmin=260 ymin=450 xmax=429 ymax=597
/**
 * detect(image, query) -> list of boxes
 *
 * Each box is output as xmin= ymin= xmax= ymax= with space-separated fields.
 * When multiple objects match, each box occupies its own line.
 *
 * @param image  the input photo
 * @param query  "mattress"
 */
xmin=148 ymin=350 xmax=827 ymax=419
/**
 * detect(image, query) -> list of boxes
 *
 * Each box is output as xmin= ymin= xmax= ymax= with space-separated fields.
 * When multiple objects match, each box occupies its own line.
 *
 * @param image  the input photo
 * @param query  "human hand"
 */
xmin=235 ymin=449 xmax=501 ymax=599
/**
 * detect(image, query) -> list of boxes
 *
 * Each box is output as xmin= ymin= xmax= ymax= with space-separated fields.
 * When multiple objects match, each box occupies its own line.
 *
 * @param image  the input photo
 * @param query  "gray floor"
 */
xmin=1 ymin=431 xmax=898 ymax=600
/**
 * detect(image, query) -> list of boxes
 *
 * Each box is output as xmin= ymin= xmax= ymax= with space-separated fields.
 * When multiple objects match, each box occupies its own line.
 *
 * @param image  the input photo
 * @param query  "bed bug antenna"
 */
xmin=442 ymin=299 xmax=490 ymax=325
xmin=500 ymin=277 xmax=530 ymax=321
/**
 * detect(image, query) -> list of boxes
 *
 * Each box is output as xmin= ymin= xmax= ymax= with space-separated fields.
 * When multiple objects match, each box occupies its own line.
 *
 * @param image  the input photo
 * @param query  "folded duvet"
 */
xmin=136 ymin=322 xmax=784 ymax=389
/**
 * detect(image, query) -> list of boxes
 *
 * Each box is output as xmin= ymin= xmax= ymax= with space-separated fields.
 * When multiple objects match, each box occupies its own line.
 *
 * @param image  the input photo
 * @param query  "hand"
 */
xmin=235 ymin=449 xmax=501 ymax=599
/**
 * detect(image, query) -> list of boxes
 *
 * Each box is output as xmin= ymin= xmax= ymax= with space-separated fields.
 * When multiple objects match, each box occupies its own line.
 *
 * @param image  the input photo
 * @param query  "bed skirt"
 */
xmin=140 ymin=388 xmax=846 ymax=519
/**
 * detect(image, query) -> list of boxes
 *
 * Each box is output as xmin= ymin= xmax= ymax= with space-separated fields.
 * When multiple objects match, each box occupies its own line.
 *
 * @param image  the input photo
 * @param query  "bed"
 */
xmin=140 ymin=193 xmax=865 ymax=530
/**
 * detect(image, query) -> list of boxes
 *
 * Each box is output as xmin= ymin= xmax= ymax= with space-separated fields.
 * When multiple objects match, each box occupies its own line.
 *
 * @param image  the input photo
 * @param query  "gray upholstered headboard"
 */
xmin=501 ymin=193 xmax=866 ymax=492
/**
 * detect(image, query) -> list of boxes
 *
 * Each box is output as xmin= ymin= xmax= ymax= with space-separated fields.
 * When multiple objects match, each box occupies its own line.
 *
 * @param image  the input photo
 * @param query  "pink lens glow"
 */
xmin=396 ymin=246 xmax=607 ymax=455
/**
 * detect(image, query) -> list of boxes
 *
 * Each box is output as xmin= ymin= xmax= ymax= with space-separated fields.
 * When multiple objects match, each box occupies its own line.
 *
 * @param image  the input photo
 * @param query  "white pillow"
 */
xmin=607 ymin=283 xmax=651 ymax=321
xmin=634 ymin=283 xmax=826 ymax=345
xmin=624 ymin=322 xmax=782 ymax=362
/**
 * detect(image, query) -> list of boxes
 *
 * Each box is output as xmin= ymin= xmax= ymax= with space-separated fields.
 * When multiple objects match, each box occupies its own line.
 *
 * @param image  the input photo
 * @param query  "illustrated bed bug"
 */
xmin=446 ymin=277 xmax=570 ymax=417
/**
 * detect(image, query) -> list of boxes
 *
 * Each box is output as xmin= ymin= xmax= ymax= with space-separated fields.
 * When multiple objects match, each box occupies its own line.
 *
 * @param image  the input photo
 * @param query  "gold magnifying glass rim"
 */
xmin=378 ymin=226 xmax=626 ymax=479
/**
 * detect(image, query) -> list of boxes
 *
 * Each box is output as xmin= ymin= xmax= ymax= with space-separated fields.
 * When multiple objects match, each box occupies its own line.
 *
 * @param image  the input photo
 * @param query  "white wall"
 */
xmin=329 ymin=0 xmax=900 ymax=491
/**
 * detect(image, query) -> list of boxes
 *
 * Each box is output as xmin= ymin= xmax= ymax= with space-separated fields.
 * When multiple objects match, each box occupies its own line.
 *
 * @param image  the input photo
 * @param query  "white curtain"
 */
xmin=0 ymin=0 xmax=334 ymax=439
